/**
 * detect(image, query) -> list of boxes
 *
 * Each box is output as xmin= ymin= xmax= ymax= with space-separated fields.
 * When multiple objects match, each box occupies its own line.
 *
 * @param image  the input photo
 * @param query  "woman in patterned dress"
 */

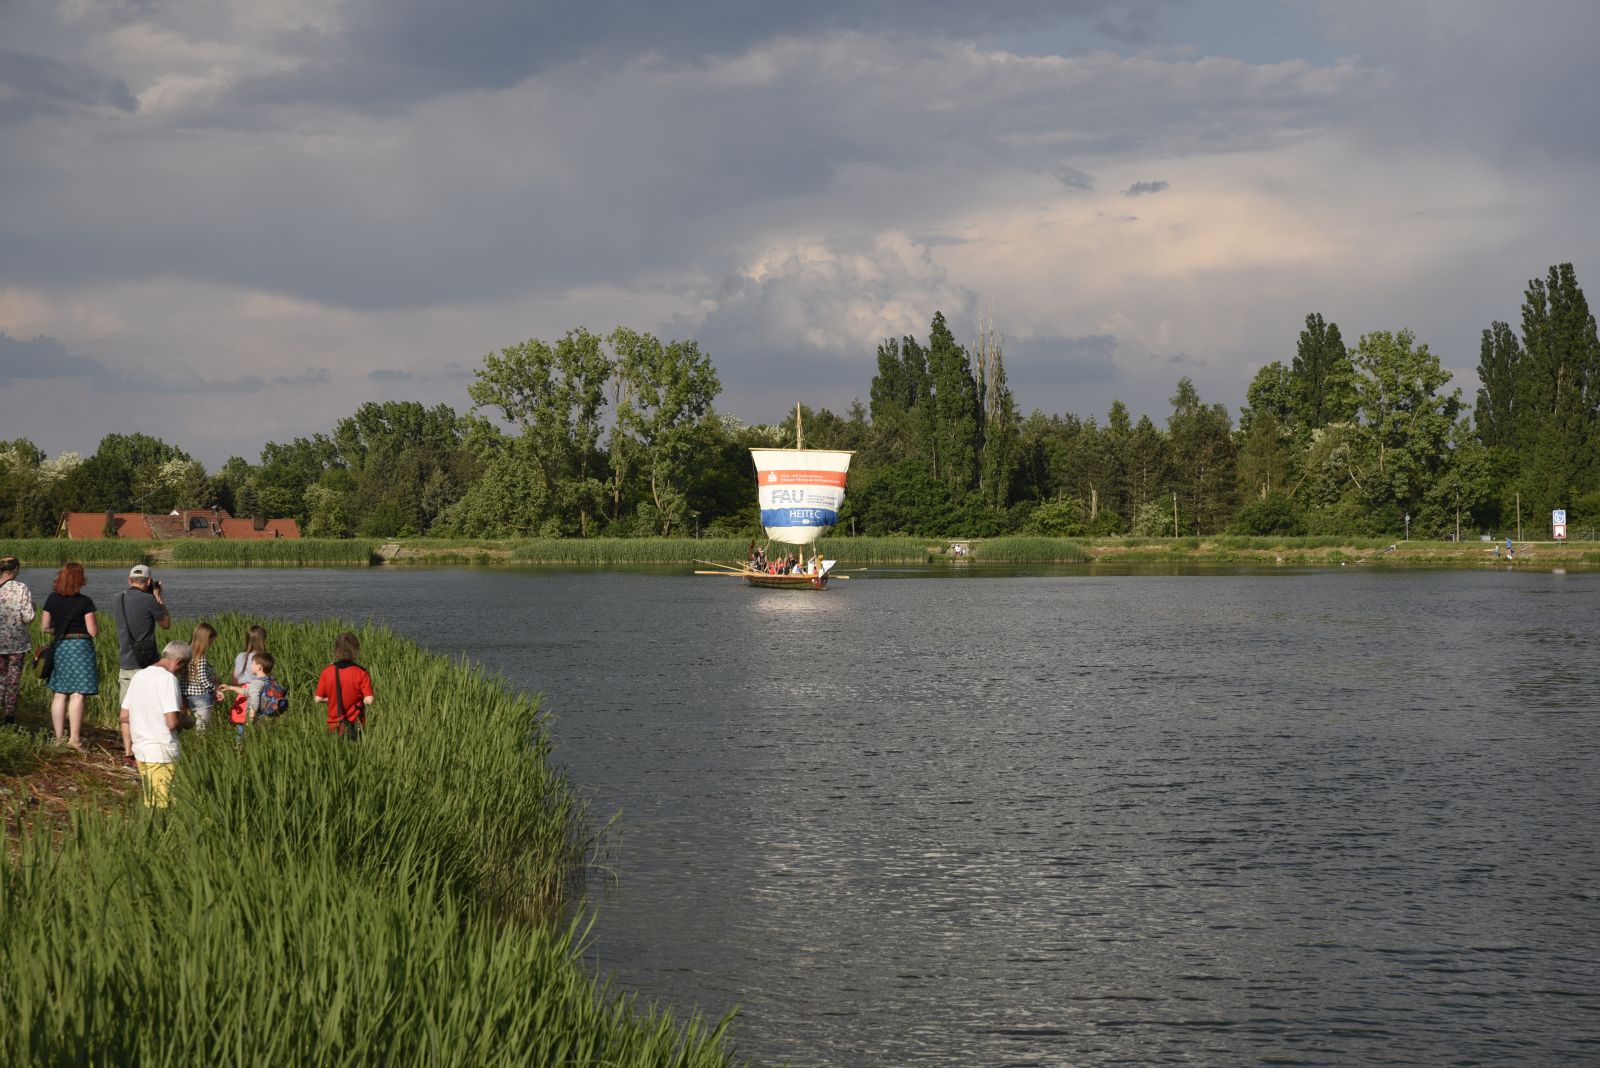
xmin=40 ymin=562 xmax=99 ymax=749
xmin=0 ymin=555 xmax=34 ymax=726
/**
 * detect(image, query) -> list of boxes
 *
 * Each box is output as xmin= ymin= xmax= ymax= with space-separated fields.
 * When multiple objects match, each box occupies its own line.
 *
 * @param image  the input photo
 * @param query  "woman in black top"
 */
xmin=40 ymin=561 xmax=99 ymax=749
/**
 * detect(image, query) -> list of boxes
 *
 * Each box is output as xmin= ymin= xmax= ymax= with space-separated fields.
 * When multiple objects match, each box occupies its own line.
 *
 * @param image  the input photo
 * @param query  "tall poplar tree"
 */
xmin=1516 ymin=263 xmax=1600 ymax=514
xmin=925 ymin=312 xmax=980 ymax=490
xmin=974 ymin=309 xmax=1020 ymax=511
xmin=1473 ymin=321 xmax=1522 ymax=451
xmin=1290 ymin=313 xmax=1355 ymax=428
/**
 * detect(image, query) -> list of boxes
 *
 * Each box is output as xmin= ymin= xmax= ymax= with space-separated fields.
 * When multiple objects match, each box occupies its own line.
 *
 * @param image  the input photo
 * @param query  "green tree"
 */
xmin=975 ymin=311 xmax=1021 ymax=512
xmin=1125 ymin=414 xmax=1170 ymax=519
xmin=1291 ymin=313 xmax=1355 ymax=428
xmin=608 ymin=328 xmax=721 ymax=536
xmin=1236 ymin=408 xmax=1295 ymax=503
xmin=1516 ymin=263 xmax=1600 ymax=516
xmin=925 ymin=312 xmax=980 ymax=490
xmin=469 ymin=330 xmax=611 ymax=537
xmin=1167 ymin=378 xmax=1237 ymax=533
xmin=1241 ymin=361 xmax=1294 ymax=433
xmin=1473 ymin=320 xmax=1522 ymax=450
xmin=1350 ymin=328 xmax=1462 ymax=527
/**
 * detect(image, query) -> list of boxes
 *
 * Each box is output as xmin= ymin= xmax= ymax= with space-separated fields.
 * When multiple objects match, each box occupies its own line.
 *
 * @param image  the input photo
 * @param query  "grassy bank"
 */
xmin=930 ymin=535 xmax=1600 ymax=567
xmin=9 ymin=533 xmax=1595 ymax=570
xmin=0 ymin=614 xmax=738 ymax=1066
xmin=0 ymin=537 xmax=381 ymax=568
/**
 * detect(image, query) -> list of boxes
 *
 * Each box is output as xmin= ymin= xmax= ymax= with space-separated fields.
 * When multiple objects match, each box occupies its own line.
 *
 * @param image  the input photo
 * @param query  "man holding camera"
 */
xmin=114 ymin=564 xmax=170 ymax=769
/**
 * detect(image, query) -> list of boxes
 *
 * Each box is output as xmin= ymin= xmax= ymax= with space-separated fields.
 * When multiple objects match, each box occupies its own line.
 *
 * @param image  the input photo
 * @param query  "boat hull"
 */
xmin=743 ymin=570 xmax=829 ymax=590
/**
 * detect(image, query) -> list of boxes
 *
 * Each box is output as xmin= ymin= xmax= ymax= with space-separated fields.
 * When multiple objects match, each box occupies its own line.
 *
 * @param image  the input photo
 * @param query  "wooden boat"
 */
xmin=694 ymin=406 xmax=853 ymax=590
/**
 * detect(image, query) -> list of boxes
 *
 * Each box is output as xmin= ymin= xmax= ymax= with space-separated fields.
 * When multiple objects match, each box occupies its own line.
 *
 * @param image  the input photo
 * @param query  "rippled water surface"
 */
xmin=61 ymin=564 xmax=1600 ymax=1065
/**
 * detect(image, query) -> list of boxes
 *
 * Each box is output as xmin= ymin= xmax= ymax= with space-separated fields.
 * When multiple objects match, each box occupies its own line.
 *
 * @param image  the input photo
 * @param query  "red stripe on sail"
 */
xmin=756 ymin=470 xmax=848 ymax=487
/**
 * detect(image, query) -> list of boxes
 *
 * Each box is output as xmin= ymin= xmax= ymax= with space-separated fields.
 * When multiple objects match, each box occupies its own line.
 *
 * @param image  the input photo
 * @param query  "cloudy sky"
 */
xmin=3 ymin=0 xmax=1597 ymax=464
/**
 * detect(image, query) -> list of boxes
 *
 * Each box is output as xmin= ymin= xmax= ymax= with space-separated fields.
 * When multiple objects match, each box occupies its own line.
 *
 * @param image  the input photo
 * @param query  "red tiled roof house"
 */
xmin=58 ymin=508 xmax=300 ymax=540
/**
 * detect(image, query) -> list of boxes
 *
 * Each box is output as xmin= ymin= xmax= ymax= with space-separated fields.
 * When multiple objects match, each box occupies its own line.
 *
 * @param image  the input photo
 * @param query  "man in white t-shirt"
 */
xmin=122 ymin=640 xmax=192 ymax=808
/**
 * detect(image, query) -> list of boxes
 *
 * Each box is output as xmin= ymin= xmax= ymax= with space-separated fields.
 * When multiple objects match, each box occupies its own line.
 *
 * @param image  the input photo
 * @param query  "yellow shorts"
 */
xmin=138 ymin=761 xmax=175 ymax=808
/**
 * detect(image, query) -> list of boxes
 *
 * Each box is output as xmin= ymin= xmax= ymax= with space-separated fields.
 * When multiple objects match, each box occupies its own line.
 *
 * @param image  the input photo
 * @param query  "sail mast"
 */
xmin=796 ymin=402 xmax=804 ymax=451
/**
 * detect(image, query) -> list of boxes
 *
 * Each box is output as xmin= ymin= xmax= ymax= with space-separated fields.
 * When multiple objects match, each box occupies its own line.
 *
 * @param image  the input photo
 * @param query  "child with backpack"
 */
xmin=314 ymin=632 xmax=374 ymax=740
xmin=219 ymin=651 xmax=288 ymax=737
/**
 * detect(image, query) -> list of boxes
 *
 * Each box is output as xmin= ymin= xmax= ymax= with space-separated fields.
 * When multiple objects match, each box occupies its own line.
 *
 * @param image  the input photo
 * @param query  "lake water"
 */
xmin=42 ymin=564 xmax=1600 ymax=1065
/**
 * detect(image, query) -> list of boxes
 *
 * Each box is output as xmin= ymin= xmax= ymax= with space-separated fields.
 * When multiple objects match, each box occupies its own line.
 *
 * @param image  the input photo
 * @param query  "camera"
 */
xmin=151 ymin=580 xmax=162 ymax=593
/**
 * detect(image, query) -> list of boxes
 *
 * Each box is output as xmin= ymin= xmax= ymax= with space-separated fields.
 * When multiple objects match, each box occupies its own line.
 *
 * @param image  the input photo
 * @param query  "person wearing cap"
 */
xmin=113 ymin=564 xmax=170 ymax=768
xmin=0 ymin=555 xmax=34 ymax=726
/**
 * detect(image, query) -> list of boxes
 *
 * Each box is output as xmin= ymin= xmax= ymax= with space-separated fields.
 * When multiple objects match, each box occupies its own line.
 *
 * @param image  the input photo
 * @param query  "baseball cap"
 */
xmin=129 ymin=564 xmax=152 ymax=580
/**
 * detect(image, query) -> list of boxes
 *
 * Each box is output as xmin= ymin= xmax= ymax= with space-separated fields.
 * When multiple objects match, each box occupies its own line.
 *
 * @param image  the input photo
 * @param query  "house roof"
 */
xmin=57 ymin=510 xmax=301 ymax=540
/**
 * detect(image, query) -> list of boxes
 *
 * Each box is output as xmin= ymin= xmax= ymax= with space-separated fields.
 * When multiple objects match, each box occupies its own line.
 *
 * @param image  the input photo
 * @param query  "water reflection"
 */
xmin=38 ymin=565 xmax=1600 ymax=1066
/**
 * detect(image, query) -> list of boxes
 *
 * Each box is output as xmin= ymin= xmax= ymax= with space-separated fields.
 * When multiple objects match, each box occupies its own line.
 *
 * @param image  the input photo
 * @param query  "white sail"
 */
xmin=751 ymin=448 xmax=852 ymax=546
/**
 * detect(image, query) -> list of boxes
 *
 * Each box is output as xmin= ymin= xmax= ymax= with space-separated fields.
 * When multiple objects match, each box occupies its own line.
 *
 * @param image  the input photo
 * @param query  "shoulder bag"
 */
xmin=34 ymin=598 xmax=73 ymax=679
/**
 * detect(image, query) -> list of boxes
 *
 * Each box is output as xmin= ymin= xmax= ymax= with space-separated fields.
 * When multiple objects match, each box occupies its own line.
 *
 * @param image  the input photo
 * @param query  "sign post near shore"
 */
xmin=1553 ymin=508 xmax=1567 ymax=541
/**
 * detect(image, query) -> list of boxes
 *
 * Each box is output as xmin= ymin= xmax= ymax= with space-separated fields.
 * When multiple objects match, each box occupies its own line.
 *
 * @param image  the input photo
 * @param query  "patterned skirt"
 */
xmin=48 ymin=637 xmax=99 ymax=695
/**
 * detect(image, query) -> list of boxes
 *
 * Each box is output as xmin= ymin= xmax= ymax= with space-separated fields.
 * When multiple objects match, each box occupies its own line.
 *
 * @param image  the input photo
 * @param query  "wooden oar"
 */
xmin=694 ymin=571 xmax=749 ymax=576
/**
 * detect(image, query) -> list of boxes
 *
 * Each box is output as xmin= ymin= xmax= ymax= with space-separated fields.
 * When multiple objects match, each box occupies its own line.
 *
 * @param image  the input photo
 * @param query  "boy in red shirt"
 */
xmin=314 ymin=631 xmax=374 ymax=739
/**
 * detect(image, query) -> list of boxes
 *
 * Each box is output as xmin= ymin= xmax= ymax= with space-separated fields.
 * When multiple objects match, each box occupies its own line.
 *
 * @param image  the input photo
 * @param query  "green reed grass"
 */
xmin=168 ymin=539 xmax=379 ymax=566
xmin=0 ymin=538 xmax=151 ymax=567
xmin=0 ymin=613 xmax=739 ymax=1066
xmin=506 ymin=534 xmax=928 ymax=565
xmin=0 ymin=729 xmax=54 ymax=777
xmin=964 ymin=537 xmax=1091 ymax=563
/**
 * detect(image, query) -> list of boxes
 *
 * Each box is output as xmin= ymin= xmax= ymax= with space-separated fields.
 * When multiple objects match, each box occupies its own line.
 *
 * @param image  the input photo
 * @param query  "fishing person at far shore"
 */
xmin=123 ymin=640 xmax=193 ymax=808
xmin=315 ymin=631 xmax=374 ymax=741
xmin=114 ymin=565 xmax=170 ymax=769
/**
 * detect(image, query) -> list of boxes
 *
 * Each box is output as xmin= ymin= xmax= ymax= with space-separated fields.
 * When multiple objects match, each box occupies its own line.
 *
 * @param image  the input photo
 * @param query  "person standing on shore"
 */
xmin=114 ymin=565 xmax=169 ymax=769
xmin=123 ymin=640 xmax=191 ymax=808
xmin=315 ymin=632 xmax=374 ymax=740
xmin=40 ymin=562 xmax=98 ymax=748
xmin=232 ymin=625 xmax=268 ymax=685
xmin=0 ymin=556 xmax=35 ymax=726
xmin=183 ymin=622 xmax=220 ymax=731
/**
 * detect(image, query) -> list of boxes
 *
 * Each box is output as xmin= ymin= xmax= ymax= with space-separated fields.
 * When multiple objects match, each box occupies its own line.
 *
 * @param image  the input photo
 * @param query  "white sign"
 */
xmin=1553 ymin=509 xmax=1567 ymax=525
xmin=1554 ymin=523 xmax=1567 ymax=541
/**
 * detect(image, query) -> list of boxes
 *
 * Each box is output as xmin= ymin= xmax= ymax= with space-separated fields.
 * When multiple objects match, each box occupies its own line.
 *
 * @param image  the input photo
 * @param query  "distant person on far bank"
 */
xmin=0 ymin=555 xmax=35 ymax=726
xmin=124 ymin=640 xmax=192 ymax=808
xmin=114 ymin=565 xmax=170 ymax=768
xmin=315 ymin=632 xmax=374 ymax=740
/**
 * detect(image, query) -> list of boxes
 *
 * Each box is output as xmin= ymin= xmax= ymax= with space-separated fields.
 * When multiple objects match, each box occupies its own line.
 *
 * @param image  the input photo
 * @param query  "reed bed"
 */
xmin=168 ymin=539 xmax=379 ymax=566
xmin=507 ymin=535 xmax=930 ymax=565
xmin=1 ymin=614 xmax=739 ymax=1066
xmin=966 ymin=537 xmax=1091 ymax=563
xmin=0 ymin=538 xmax=151 ymax=567
xmin=510 ymin=537 xmax=749 ymax=564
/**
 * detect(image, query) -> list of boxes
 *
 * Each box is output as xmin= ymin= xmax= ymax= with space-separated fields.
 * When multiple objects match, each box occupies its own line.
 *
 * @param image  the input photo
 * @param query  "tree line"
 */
xmin=2 ymin=264 xmax=1596 ymax=541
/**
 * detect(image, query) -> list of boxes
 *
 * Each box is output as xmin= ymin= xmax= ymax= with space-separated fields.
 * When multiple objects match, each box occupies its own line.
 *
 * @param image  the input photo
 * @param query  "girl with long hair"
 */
xmin=184 ymin=621 xmax=219 ymax=730
xmin=232 ymin=624 xmax=268 ymax=685
xmin=40 ymin=562 xmax=98 ymax=748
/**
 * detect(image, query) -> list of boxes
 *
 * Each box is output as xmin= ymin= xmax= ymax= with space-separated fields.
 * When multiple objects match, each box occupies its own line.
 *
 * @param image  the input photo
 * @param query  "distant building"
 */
xmin=58 ymin=508 xmax=300 ymax=540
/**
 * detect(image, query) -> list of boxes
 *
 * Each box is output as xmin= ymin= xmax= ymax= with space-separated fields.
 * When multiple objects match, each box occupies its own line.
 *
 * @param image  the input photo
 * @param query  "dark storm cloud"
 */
xmin=1052 ymin=164 xmax=1097 ymax=191
xmin=1003 ymin=334 xmax=1120 ymax=387
xmin=0 ymin=333 xmax=334 ymax=395
xmin=229 ymin=0 xmax=1156 ymax=110
xmin=1124 ymin=179 xmax=1168 ymax=196
xmin=0 ymin=49 xmax=138 ymax=124
xmin=274 ymin=367 xmax=333 ymax=386
xmin=0 ymin=332 xmax=105 ymax=383
xmin=0 ymin=7 xmax=1377 ymax=315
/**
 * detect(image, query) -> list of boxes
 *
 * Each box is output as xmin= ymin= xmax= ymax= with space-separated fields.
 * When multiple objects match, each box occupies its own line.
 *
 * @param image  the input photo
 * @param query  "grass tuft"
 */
xmin=0 ymin=613 xmax=739 ymax=1066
